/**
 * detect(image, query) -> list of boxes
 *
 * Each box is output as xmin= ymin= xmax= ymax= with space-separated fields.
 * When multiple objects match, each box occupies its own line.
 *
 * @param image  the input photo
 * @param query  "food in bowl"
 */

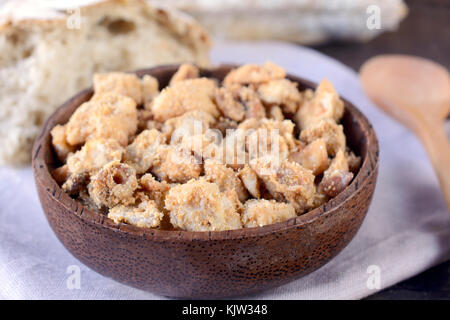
xmin=51 ymin=62 xmax=360 ymax=232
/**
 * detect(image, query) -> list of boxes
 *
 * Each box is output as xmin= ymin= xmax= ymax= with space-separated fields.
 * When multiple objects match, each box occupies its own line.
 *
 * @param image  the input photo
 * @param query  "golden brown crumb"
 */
xmin=242 ymin=118 xmax=298 ymax=160
xmin=94 ymin=72 xmax=143 ymax=105
xmin=310 ymin=185 xmax=329 ymax=208
xmin=242 ymin=199 xmax=296 ymax=228
xmin=257 ymin=79 xmax=302 ymax=114
xmin=123 ymin=129 xmax=165 ymax=174
xmin=62 ymin=172 xmax=89 ymax=197
xmin=237 ymin=165 xmax=261 ymax=198
xmin=139 ymin=173 xmax=171 ymax=210
xmin=165 ymin=179 xmax=242 ymax=231
xmin=88 ymin=161 xmax=138 ymax=208
xmin=51 ymin=125 xmax=75 ymax=162
xmin=108 ymin=193 xmax=164 ymax=228
xmin=170 ymin=63 xmax=200 ymax=85
xmin=223 ymin=61 xmax=286 ymax=86
xmin=295 ymin=79 xmax=344 ymax=129
xmin=151 ymin=145 xmax=202 ymax=183
xmin=300 ymin=118 xmax=346 ymax=156
xmin=78 ymin=189 xmax=101 ymax=212
xmin=216 ymin=129 xmax=248 ymax=170
xmin=64 ymin=93 xmax=137 ymax=147
xmin=289 ymin=138 xmax=329 ymax=175
xmin=66 ymin=138 xmax=124 ymax=175
xmin=151 ymin=78 xmax=219 ymax=121
xmin=250 ymin=157 xmax=316 ymax=213
xmin=321 ymin=150 xmax=353 ymax=197
xmin=141 ymin=75 xmax=160 ymax=109
xmin=162 ymin=110 xmax=216 ymax=142
xmin=214 ymin=87 xmax=246 ymax=122
xmin=204 ymin=159 xmax=248 ymax=202
xmin=268 ymin=105 xmax=284 ymax=121
xmin=240 ymin=86 xmax=266 ymax=119
xmin=246 ymin=128 xmax=290 ymax=161
xmin=212 ymin=116 xmax=239 ymax=135
xmin=346 ymin=150 xmax=361 ymax=173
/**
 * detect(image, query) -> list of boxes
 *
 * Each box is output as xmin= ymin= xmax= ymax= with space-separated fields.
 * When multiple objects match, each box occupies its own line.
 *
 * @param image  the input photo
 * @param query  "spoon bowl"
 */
xmin=360 ymin=54 xmax=450 ymax=210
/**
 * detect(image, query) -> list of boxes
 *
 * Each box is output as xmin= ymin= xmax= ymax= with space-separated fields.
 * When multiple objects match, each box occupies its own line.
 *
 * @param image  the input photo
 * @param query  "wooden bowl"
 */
xmin=32 ymin=65 xmax=379 ymax=298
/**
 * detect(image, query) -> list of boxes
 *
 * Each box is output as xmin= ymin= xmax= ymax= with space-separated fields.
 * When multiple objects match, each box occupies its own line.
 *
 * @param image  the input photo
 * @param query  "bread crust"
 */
xmin=0 ymin=0 xmax=211 ymax=165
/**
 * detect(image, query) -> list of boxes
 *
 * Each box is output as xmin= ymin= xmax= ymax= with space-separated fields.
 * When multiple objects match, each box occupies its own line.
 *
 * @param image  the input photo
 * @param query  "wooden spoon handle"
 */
xmin=418 ymin=118 xmax=450 ymax=211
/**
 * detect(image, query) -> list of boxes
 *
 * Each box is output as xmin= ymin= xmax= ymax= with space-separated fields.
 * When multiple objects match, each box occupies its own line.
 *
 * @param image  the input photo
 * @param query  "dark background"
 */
xmin=313 ymin=0 xmax=449 ymax=299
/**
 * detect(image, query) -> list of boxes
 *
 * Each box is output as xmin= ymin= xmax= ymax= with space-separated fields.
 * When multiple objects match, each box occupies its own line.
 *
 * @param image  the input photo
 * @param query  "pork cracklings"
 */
xmin=52 ymin=63 xmax=360 ymax=231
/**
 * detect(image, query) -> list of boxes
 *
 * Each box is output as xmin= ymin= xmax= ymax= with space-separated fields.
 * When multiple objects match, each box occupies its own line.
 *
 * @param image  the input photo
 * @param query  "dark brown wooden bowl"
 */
xmin=32 ymin=65 xmax=379 ymax=299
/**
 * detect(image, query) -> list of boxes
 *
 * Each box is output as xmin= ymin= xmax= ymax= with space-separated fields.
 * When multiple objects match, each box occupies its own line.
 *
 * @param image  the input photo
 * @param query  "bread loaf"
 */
xmin=0 ymin=0 xmax=211 ymax=165
xmin=154 ymin=0 xmax=408 ymax=44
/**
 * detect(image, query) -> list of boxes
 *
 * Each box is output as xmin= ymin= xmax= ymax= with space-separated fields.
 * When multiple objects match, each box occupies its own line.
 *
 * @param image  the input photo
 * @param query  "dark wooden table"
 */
xmin=312 ymin=0 xmax=449 ymax=299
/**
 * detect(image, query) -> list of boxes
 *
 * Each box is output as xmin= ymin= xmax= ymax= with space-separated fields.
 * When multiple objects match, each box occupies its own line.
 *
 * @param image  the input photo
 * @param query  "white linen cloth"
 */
xmin=0 ymin=41 xmax=448 ymax=300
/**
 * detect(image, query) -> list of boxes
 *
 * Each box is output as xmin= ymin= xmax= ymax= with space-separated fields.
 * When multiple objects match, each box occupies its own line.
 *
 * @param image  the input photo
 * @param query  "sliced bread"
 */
xmin=0 ymin=0 xmax=211 ymax=165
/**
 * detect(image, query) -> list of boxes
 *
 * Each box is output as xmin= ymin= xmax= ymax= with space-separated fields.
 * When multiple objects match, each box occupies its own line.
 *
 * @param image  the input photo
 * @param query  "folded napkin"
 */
xmin=0 ymin=41 xmax=448 ymax=300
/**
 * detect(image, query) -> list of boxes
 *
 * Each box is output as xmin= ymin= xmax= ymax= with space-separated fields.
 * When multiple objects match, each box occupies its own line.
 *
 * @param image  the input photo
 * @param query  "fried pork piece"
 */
xmin=151 ymin=145 xmax=202 ymax=183
xmin=242 ymin=199 xmax=296 ymax=228
xmin=268 ymin=105 xmax=284 ymax=121
xmin=223 ymin=61 xmax=286 ymax=86
xmin=151 ymin=78 xmax=219 ymax=122
xmin=300 ymin=118 xmax=346 ymax=156
xmin=62 ymin=172 xmax=90 ymax=197
xmin=52 ymin=164 xmax=71 ymax=185
xmin=214 ymin=87 xmax=246 ymax=121
xmin=137 ymin=109 xmax=163 ymax=132
xmin=139 ymin=173 xmax=171 ymax=210
xmin=88 ymin=161 xmax=138 ymax=208
xmin=321 ymin=150 xmax=353 ymax=197
xmin=240 ymin=118 xmax=298 ymax=159
xmin=237 ymin=165 xmax=261 ymax=198
xmin=310 ymin=184 xmax=329 ymax=208
xmin=204 ymin=159 xmax=248 ymax=202
xmin=78 ymin=189 xmax=102 ymax=212
xmin=51 ymin=125 xmax=75 ymax=162
xmin=165 ymin=179 xmax=242 ymax=231
xmin=108 ymin=193 xmax=164 ymax=229
xmin=141 ymin=75 xmax=160 ymax=108
xmin=346 ymin=150 xmax=361 ymax=173
xmin=54 ymin=93 xmax=137 ymax=148
xmin=289 ymin=138 xmax=329 ymax=175
xmin=246 ymin=128 xmax=291 ymax=161
xmin=93 ymin=72 xmax=143 ymax=105
xmin=257 ymin=79 xmax=302 ymax=114
xmin=215 ymin=128 xmax=248 ymax=170
xmin=123 ymin=129 xmax=165 ymax=174
xmin=240 ymin=86 xmax=267 ymax=119
xmin=170 ymin=63 xmax=200 ymax=85
xmin=66 ymin=138 xmax=124 ymax=175
xmin=240 ymin=118 xmax=297 ymax=148
xmin=178 ymin=131 xmax=221 ymax=161
xmin=250 ymin=157 xmax=316 ymax=213
xmin=295 ymin=79 xmax=344 ymax=129
xmin=212 ymin=116 xmax=239 ymax=134
xmin=163 ymin=110 xmax=216 ymax=142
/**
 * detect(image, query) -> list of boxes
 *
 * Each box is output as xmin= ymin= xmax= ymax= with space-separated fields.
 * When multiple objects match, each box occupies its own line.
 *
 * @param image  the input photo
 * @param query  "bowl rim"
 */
xmin=32 ymin=64 xmax=379 ymax=241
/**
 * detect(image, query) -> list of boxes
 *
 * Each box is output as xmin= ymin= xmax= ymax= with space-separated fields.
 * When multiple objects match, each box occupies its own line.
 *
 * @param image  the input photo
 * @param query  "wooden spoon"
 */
xmin=360 ymin=54 xmax=450 ymax=211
